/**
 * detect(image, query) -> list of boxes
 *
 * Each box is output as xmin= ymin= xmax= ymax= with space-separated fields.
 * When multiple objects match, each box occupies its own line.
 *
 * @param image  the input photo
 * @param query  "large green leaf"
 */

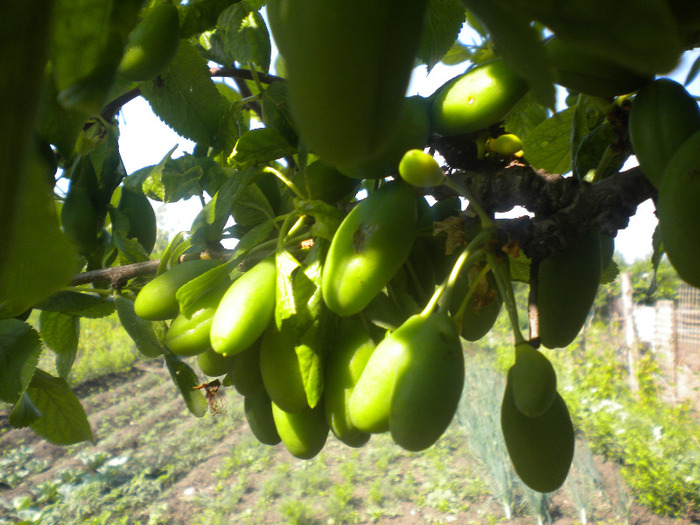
xmin=9 ymin=392 xmax=42 ymax=428
xmin=274 ymin=243 xmax=332 ymax=409
xmin=504 ymin=92 xmax=549 ymax=141
xmin=39 ymin=311 xmax=80 ymax=380
xmin=230 ymin=127 xmax=296 ymax=166
xmin=140 ymin=40 xmax=230 ymax=146
xmin=127 ymin=150 xmax=227 ymax=203
xmin=49 ymin=0 xmax=115 ymax=90
xmin=0 ymin=320 xmax=42 ymax=404
xmin=0 ymin=159 xmax=77 ymax=319
xmin=261 ymin=82 xmax=298 ymax=147
xmin=230 ymin=183 xmax=275 ymax=226
xmin=51 ymin=0 xmax=142 ymax=115
xmin=36 ymin=291 xmax=115 ymax=318
xmin=189 ymin=165 xmax=259 ymax=242
xmin=175 ymin=264 xmax=235 ymax=318
xmin=179 ymin=0 xmax=241 ymax=38
xmin=164 ymin=352 xmax=208 ymax=417
xmin=210 ymin=2 xmax=271 ymax=71
xmin=417 ymin=0 xmax=466 ymax=72
xmin=522 ymin=106 xmax=575 ymax=175
xmin=27 ymin=369 xmax=94 ymax=445
xmin=114 ymin=294 xmax=165 ymax=358
xmin=0 ymin=0 xmax=77 ymax=319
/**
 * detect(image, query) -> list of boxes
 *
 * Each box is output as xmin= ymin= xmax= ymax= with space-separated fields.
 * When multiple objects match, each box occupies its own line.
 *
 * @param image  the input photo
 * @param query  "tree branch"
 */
xmin=69 ymin=250 xmax=230 ymax=288
xmin=209 ymin=66 xmax=284 ymax=84
xmin=434 ymin=157 xmax=656 ymax=261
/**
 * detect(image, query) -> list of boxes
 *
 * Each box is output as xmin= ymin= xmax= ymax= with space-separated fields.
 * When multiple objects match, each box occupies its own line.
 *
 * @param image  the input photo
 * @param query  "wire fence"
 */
xmin=633 ymin=283 xmax=700 ymax=405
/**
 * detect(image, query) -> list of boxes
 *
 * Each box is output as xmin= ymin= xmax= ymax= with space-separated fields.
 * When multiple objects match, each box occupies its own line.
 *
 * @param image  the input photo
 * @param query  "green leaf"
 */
xmin=158 ymin=231 xmax=188 ymax=275
xmin=361 ymin=291 xmax=406 ymax=332
xmin=189 ymin=165 xmax=258 ymax=242
xmin=49 ymin=0 xmax=115 ymax=91
xmin=114 ymin=295 xmax=165 ymax=358
xmin=51 ymin=0 xmax=142 ymax=116
xmin=0 ymin=155 xmax=77 ymax=319
xmin=36 ymin=291 xmax=115 ymax=318
xmin=210 ymin=2 xmax=271 ymax=72
xmin=600 ymin=260 xmax=620 ymax=285
xmin=651 ymin=225 xmax=664 ymax=294
xmin=231 ymin=183 xmax=275 ymax=226
xmin=27 ymin=369 xmax=94 ymax=445
xmin=573 ymin=121 xmax=616 ymax=181
xmin=85 ymin=121 xmax=126 ymax=206
xmin=417 ymin=0 xmax=466 ymax=71
xmin=179 ymin=0 xmax=240 ymax=38
xmin=9 ymin=392 xmax=42 ymax=428
xmin=213 ymin=98 xmax=248 ymax=157
xmin=463 ymin=0 xmax=556 ymax=108
xmin=509 ymin=251 xmax=531 ymax=283
xmin=261 ymin=82 xmax=298 ymax=147
xmin=0 ymin=320 xmax=42 ymax=404
xmin=228 ymin=219 xmax=276 ymax=254
xmin=127 ymin=151 xmax=227 ymax=203
xmin=176 ymin=264 xmax=234 ymax=318
xmin=164 ymin=352 xmax=208 ymax=417
xmin=34 ymin=68 xmax=86 ymax=162
xmin=295 ymin=317 xmax=330 ymax=409
xmin=504 ymin=92 xmax=549 ymax=141
xmin=39 ymin=311 xmax=79 ymax=380
xmin=278 ymin=243 xmax=332 ymax=409
xmin=522 ymin=106 xmax=575 ymax=174
xmin=0 ymin=0 xmax=58 ymax=317
xmin=294 ymin=199 xmax=344 ymax=242
xmin=108 ymin=207 xmax=151 ymax=265
xmin=275 ymin=250 xmax=302 ymax=328
xmin=440 ymin=41 xmax=473 ymax=66
xmin=140 ymin=40 xmax=230 ymax=146
xmin=230 ymin=127 xmax=296 ymax=166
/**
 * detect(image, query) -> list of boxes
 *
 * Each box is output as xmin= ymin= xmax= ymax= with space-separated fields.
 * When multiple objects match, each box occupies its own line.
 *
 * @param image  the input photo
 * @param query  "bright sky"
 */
xmin=116 ymin=23 xmax=700 ymax=264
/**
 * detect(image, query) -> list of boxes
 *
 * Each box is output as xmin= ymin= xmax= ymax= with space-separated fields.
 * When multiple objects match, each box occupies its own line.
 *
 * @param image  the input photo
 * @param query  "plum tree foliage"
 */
xmin=1 ymin=0 xmax=699 ymax=493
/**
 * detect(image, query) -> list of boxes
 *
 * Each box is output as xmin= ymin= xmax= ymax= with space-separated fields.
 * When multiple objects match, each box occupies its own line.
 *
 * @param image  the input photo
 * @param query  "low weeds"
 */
xmin=560 ymin=326 xmax=700 ymax=518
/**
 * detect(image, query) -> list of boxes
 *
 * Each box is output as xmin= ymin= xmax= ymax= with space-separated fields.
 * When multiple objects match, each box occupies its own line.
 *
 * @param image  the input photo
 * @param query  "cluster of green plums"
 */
xmin=131 ymin=180 xmax=472 ymax=460
xmin=120 ymin=0 xmax=698 ymax=496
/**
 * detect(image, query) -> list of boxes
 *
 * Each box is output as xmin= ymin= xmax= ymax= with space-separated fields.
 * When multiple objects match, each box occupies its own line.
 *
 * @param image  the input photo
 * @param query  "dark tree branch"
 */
xmin=69 ymin=249 xmax=231 ymax=288
xmin=209 ymin=66 xmax=284 ymax=84
xmin=230 ymin=74 xmax=263 ymax=117
xmin=71 ymin=260 xmax=160 ymax=288
xmin=432 ymin=156 xmax=656 ymax=261
xmin=102 ymin=88 xmax=140 ymax=121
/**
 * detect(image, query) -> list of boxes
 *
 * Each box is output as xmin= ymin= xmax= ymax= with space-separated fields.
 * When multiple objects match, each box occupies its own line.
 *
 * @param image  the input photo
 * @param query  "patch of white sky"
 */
xmin=116 ymin=14 xmax=700 ymax=263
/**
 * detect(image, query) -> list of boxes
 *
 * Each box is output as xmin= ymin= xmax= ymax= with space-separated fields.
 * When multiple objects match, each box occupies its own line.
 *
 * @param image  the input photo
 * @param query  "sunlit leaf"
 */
xmin=27 ymin=369 xmax=94 ymax=445
xmin=140 ymin=40 xmax=229 ymax=146
xmin=417 ymin=0 xmax=466 ymax=71
xmin=39 ymin=311 xmax=80 ymax=379
xmin=164 ymin=352 xmax=208 ymax=417
xmin=0 ymin=320 xmax=42 ymax=404
xmin=522 ymin=107 xmax=575 ymax=174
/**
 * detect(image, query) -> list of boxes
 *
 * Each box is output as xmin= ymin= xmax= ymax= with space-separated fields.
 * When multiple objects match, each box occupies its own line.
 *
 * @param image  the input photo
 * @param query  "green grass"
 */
xmin=35 ymin=312 xmax=145 ymax=386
